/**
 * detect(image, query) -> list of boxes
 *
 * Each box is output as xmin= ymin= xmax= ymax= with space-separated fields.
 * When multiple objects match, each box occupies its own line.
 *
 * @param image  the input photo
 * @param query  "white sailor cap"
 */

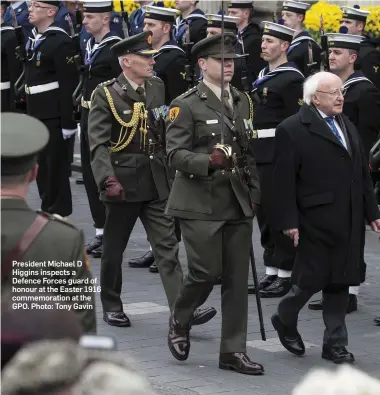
xmin=326 ymin=32 xmax=363 ymax=51
xmin=282 ymin=1 xmax=311 ymax=14
xmin=144 ymin=6 xmax=179 ymax=22
xmin=261 ymin=21 xmax=296 ymax=42
xmin=228 ymin=1 xmax=253 ymax=9
xmin=341 ymin=6 xmax=370 ymax=22
xmin=82 ymin=1 xmax=113 ymax=13
xmin=206 ymin=14 xmax=238 ymax=30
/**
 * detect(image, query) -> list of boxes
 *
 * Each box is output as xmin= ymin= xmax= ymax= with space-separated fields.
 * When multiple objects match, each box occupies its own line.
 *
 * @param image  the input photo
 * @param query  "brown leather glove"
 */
xmin=104 ymin=176 xmax=125 ymax=200
xmin=209 ymin=149 xmax=227 ymax=170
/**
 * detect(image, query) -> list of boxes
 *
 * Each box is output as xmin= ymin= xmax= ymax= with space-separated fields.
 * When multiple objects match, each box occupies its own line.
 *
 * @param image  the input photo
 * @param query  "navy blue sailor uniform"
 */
xmin=24 ymin=25 xmax=78 ymax=217
xmin=80 ymin=32 xmax=122 ymax=232
xmin=173 ymin=9 xmax=207 ymax=49
xmin=287 ymin=31 xmax=321 ymax=76
xmin=1 ymin=24 xmax=23 ymax=112
xmin=153 ymin=40 xmax=187 ymax=105
xmin=3 ymin=1 xmax=33 ymax=41
xmin=250 ymin=62 xmax=304 ymax=278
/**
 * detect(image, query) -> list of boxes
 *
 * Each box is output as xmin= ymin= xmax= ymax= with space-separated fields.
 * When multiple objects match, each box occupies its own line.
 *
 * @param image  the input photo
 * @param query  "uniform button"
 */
xmin=149 ymin=139 xmax=152 ymax=143
xmin=212 ymin=133 xmax=215 ymax=136
xmin=189 ymin=174 xmax=194 ymax=178
xmin=233 ymin=137 xmax=237 ymax=141
xmin=147 ymin=126 xmax=150 ymax=129
xmin=352 ymin=180 xmax=355 ymax=184
xmin=149 ymin=155 xmax=153 ymax=159
xmin=115 ymin=161 xmax=118 ymax=164
xmin=232 ymin=169 xmax=236 ymax=174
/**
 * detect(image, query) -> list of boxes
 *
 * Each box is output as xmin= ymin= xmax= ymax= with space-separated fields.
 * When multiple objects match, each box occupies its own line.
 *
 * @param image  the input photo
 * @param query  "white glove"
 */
xmin=62 ymin=128 xmax=77 ymax=140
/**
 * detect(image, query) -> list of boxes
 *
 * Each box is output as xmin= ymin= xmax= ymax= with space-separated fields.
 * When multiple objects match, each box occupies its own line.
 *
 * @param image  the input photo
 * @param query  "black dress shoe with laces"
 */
xmin=248 ymin=274 xmax=277 ymax=294
xmin=103 ymin=311 xmax=131 ymax=327
xmin=86 ymin=235 xmax=103 ymax=254
xmin=190 ymin=306 xmax=217 ymax=326
xmin=219 ymin=352 xmax=264 ymax=375
xmin=259 ymin=277 xmax=291 ymax=298
xmin=374 ymin=316 xmax=380 ymax=326
xmin=168 ymin=314 xmax=190 ymax=361
xmin=128 ymin=251 xmax=155 ymax=268
xmin=271 ymin=313 xmax=305 ymax=356
xmin=322 ymin=345 xmax=355 ymax=364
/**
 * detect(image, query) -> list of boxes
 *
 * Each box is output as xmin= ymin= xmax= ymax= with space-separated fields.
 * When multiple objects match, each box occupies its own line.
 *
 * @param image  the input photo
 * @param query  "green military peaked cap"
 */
xmin=111 ymin=30 xmax=158 ymax=57
xmin=1 ymin=113 xmax=49 ymax=176
xmin=191 ymin=33 xmax=238 ymax=59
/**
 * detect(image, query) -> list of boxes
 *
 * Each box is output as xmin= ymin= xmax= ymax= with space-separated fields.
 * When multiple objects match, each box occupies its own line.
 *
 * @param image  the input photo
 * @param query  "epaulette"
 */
xmin=181 ymin=86 xmax=197 ymax=98
xmin=98 ymin=78 xmax=117 ymax=88
xmin=36 ymin=210 xmax=77 ymax=229
xmin=150 ymin=75 xmax=164 ymax=84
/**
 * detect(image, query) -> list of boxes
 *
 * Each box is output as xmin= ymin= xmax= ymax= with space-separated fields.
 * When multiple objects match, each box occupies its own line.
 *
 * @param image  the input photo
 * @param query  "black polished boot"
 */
xmin=248 ymin=274 xmax=277 ymax=294
xmin=86 ymin=235 xmax=103 ymax=255
xmin=128 ymin=251 xmax=154 ymax=268
xmin=103 ymin=311 xmax=131 ymax=327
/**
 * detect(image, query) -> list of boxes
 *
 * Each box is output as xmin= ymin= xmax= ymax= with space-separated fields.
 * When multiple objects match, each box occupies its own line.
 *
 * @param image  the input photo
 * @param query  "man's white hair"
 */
xmin=118 ymin=56 xmax=125 ymax=68
xmin=292 ymin=365 xmax=380 ymax=395
xmin=303 ymin=71 xmax=335 ymax=105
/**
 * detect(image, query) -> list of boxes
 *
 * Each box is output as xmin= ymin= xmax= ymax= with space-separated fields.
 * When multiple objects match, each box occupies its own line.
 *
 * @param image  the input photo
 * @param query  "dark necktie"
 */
xmin=136 ymin=86 xmax=145 ymax=104
xmin=223 ymin=90 xmax=233 ymax=117
xmin=325 ymin=116 xmax=344 ymax=146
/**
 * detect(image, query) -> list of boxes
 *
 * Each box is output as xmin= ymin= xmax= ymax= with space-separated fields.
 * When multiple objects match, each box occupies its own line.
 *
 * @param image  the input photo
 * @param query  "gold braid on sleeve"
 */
xmin=103 ymin=86 xmax=148 ymax=153
xmin=243 ymin=92 xmax=254 ymax=122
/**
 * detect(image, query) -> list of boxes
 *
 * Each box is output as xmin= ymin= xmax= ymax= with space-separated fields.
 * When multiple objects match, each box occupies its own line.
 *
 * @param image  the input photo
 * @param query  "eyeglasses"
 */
xmin=27 ymin=2 xmax=52 ymax=9
xmin=316 ymin=88 xmax=347 ymax=98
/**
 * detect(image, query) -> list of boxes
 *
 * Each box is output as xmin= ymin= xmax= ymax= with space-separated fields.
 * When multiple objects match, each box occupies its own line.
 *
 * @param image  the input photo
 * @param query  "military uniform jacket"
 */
xmin=165 ymin=81 xmax=260 ymax=221
xmin=4 ymin=2 xmax=33 ymax=41
xmin=25 ymin=26 xmax=78 ymax=129
xmin=88 ymin=73 xmax=171 ymax=203
xmin=1 ymin=25 xmax=22 ymax=112
xmin=342 ymin=71 xmax=380 ymax=160
xmin=1 ymin=198 xmax=97 ymax=333
xmin=250 ymin=62 xmax=304 ymax=164
xmin=153 ymin=40 xmax=187 ymax=105
xmin=287 ymin=31 xmax=321 ymax=77
xmin=356 ymin=38 xmax=380 ymax=91
xmin=231 ymin=23 xmax=266 ymax=91
xmin=173 ymin=9 xmax=207 ymax=49
xmin=82 ymin=32 xmax=122 ymax=102
xmin=271 ymin=104 xmax=380 ymax=290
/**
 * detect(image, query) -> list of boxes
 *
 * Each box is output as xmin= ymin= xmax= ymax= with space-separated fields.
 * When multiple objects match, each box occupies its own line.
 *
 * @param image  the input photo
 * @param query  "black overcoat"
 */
xmin=271 ymin=104 xmax=380 ymax=291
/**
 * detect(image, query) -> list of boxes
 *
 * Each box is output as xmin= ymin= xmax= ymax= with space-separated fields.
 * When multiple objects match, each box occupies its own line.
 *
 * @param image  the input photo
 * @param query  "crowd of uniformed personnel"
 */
xmin=1 ymin=0 xmax=380 ymax=376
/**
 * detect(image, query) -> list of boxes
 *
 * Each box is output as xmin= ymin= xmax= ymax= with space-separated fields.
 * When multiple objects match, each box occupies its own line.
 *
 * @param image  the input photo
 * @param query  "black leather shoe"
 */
xmin=128 ymin=251 xmax=154 ymax=268
xmin=149 ymin=262 xmax=158 ymax=273
xmin=347 ymin=294 xmax=358 ymax=314
xmin=271 ymin=313 xmax=305 ymax=356
xmin=308 ymin=299 xmax=323 ymax=310
xmin=103 ymin=311 xmax=131 ymax=327
xmin=374 ymin=317 xmax=380 ymax=326
xmin=219 ymin=353 xmax=264 ymax=375
xmin=322 ymin=345 xmax=355 ymax=364
xmin=86 ymin=235 xmax=103 ymax=254
xmin=309 ymin=295 xmax=358 ymax=314
xmin=76 ymin=177 xmax=84 ymax=185
xmin=191 ymin=306 xmax=217 ymax=326
xmin=168 ymin=314 xmax=190 ymax=361
xmin=248 ymin=274 xmax=277 ymax=294
xmin=91 ymin=244 xmax=102 ymax=258
xmin=260 ymin=277 xmax=291 ymax=298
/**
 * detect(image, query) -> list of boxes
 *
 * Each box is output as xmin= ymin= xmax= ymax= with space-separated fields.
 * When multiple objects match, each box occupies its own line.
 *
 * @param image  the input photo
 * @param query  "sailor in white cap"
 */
xmin=79 ymin=1 xmax=122 ymax=259
xmin=340 ymin=5 xmax=380 ymax=91
xmin=281 ymin=1 xmax=322 ymax=76
xmin=206 ymin=14 xmax=238 ymax=37
xmin=247 ymin=20 xmax=305 ymax=297
xmin=227 ymin=0 xmax=266 ymax=91
xmin=308 ymin=31 xmax=380 ymax=314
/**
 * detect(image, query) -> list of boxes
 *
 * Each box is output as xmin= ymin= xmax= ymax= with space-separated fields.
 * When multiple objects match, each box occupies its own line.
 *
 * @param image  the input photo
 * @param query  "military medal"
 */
xmin=36 ymin=52 xmax=41 ymax=66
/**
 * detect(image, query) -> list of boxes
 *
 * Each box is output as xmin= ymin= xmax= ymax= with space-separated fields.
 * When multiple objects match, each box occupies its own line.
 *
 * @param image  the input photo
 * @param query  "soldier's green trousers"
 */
xmin=174 ymin=217 xmax=253 ymax=354
xmin=101 ymin=199 xmax=183 ymax=312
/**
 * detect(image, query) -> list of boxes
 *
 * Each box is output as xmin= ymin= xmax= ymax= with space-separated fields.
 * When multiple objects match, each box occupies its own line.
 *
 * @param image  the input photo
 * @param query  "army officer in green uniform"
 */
xmin=88 ymin=31 xmax=216 ymax=327
xmin=165 ymin=34 xmax=264 ymax=375
xmin=1 ymin=113 xmax=96 ymax=334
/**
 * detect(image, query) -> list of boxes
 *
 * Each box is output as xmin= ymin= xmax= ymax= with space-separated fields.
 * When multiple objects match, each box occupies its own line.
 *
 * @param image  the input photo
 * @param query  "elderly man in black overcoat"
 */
xmin=270 ymin=71 xmax=380 ymax=364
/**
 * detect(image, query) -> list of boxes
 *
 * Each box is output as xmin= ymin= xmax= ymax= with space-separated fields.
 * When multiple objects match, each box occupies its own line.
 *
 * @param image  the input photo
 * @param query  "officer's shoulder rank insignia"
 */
xmin=298 ymin=98 xmax=303 ymax=106
xmin=182 ymin=86 xmax=197 ymax=98
xmin=36 ymin=210 xmax=76 ymax=228
xmin=169 ymin=107 xmax=180 ymax=122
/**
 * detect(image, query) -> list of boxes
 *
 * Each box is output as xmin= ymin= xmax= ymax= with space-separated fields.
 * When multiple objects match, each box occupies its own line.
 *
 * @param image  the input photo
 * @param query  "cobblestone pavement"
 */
xmin=28 ymin=174 xmax=380 ymax=395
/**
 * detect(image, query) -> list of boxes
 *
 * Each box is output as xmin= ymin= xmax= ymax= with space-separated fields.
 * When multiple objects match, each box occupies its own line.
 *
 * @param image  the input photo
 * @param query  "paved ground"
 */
xmin=28 ymin=173 xmax=380 ymax=395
